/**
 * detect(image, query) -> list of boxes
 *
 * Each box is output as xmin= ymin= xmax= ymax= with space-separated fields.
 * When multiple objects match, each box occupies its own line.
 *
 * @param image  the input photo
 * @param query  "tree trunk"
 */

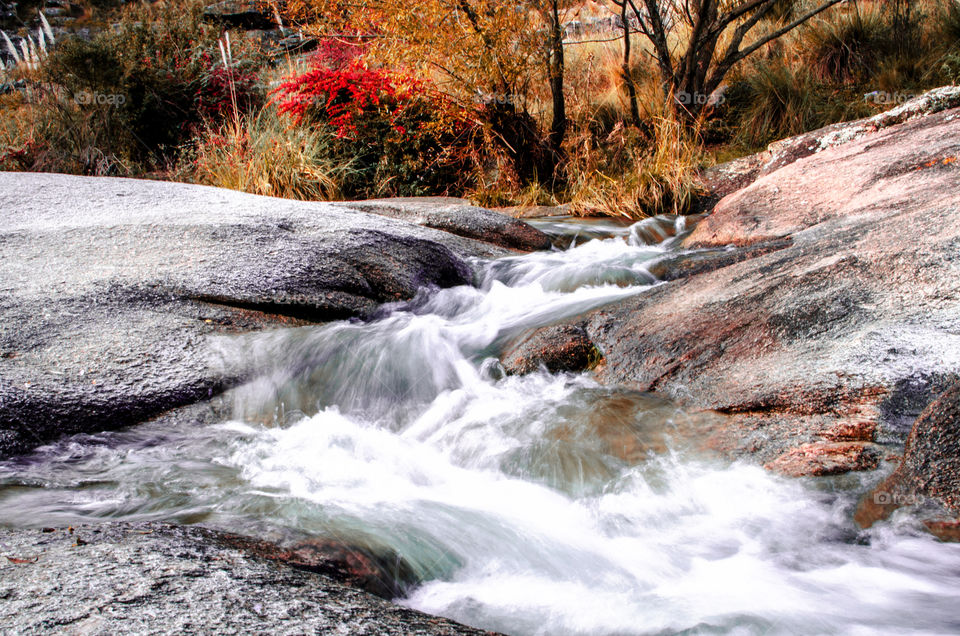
xmin=546 ymin=0 xmax=567 ymax=172
xmin=620 ymin=2 xmax=641 ymax=127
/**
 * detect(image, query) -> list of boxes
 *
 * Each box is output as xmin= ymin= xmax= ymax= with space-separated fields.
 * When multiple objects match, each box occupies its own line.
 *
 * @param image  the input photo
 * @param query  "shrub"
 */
xmin=943 ymin=53 xmax=960 ymax=83
xmin=312 ymin=37 xmax=365 ymax=70
xmin=271 ymin=58 xmax=479 ymax=198
xmin=1 ymin=0 xmax=265 ymax=174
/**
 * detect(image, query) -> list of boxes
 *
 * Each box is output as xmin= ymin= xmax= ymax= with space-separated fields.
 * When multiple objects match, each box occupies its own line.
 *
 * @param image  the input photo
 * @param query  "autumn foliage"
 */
xmin=272 ymin=59 xmax=410 ymax=138
xmin=271 ymin=57 xmax=481 ymax=197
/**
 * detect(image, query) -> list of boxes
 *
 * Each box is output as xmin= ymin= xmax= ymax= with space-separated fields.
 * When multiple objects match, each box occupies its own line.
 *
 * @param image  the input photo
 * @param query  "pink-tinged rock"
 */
xmin=765 ymin=441 xmax=880 ymax=477
xmin=858 ymin=379 xmax=960 ymax=528
xmin=578 ymin=92 xmax=960 ymax=473
xmin=688 ymin=106 xmax=960 ymax=247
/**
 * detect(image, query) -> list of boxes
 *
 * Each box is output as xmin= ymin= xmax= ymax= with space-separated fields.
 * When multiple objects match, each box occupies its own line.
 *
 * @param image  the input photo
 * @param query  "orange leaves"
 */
xmin=914 ymin=156 xmax=958 ymax=170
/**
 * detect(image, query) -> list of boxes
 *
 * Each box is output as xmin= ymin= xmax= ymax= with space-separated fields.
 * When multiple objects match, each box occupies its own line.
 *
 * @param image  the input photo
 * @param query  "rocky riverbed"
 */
xmin=505 ymin=88 xmax=960 ymax=513
xmin=2 ymin=89 xmax=960 ymax=634
xmin=0 ymin=173 xmax=545 ymax=458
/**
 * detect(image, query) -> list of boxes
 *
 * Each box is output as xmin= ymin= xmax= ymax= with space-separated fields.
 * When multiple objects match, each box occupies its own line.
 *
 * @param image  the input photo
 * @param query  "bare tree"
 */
xmin=616 ymin=0 xmax=643 ymax=126
xmin=542 ymin=0 xmax=569 ymax=158
xmin=615 ymin=0 xmax=847 ymax=118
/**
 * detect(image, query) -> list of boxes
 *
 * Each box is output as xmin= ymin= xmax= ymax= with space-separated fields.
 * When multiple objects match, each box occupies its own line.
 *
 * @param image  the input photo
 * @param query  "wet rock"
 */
xmin=645 ymin=239 xmax=791 ymax=281
xmin=896 ymin=379 xmax=960 ymax=513
xmin=0 ymin=523 xmax=486 ymax=634
xmin=924 ymin=519 xmax=960 ymax=542
xmin=524 ymin=215 xmax=635 ymax=248
xmin=496 ymin=204 xmax=572 ymax=219
xmin=208 ymin=532 xmax=420 ymax=600
xmin=348 ymin=198 xmax=552 ymax=251
xmin=858 ymin=379 xmax=960 ymax=528
xmin=581 ymin=98 xmax=960 ymax=475
xmin=501 ymin=322 xmax=597 ymax=375
xmin=0 ymin=173 xmax=510 ymax=458
xmin=765 ymin=441 xmax=881 ymax=477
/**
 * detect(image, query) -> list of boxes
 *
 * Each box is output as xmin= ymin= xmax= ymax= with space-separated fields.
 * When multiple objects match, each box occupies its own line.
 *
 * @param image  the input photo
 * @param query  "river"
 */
xmin=2 ymin=216 xmax=960 ymax=635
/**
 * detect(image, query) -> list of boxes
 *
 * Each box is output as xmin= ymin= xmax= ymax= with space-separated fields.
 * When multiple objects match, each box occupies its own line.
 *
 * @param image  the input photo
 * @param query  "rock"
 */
xmin=348 ymin=198 xmax=552 ymax=251
xmin=857 ymin=379 xmax=960 ymax=528
xmin=698 ymin=153 xmax=766 ymax=201
xmin=495 ymin=204 xmax=572 ymax=219
xmin=688 ymin=100 xmax=960 ymax=248
xmin=765 ymin=441 xmax=881 ymax=477
xmin=272 ymin=31 xmax=319 ymax=55
xmin=203 ymin=532 xmax=420 ymax=600
xmin=896 ymin=379 xmax=960 ymax=512
xmin=0 ymin=173 xmax=510 ymax=458
xmin=577 ymin=99 xmax=960 ymax=474
xmin=645 ymin=239 xmax=791 ymax=281
xmin=0 ymin=523 xmax=486 ymax=634
xmin=924 ymin=519 xmax=960 ymax=542
xmin=501 ymin=322 xmax=597 ymax=375
xmin=202 ymin=0 xmax=276 ymax=30
xmin=522 ymin=215 xmax=636 ymax=248
xmin=697 ymin=85 xmax=960 ymax=208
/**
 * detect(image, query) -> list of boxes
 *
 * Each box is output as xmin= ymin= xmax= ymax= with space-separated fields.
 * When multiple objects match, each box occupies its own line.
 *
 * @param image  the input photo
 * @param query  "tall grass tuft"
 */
xmin=183 ymin=108 xmax=355 ymax=200
xmin=801 ymin=5 xmax=889 ymax=83
xmin=732 ymin=60 xmax=826 ymax=147
xmin=569 ymin=116 xmax=704 ymax=219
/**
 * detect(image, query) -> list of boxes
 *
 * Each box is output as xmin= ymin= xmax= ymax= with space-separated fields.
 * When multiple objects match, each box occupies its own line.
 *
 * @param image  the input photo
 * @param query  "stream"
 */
xmin=2 ymin=216 xmax=960 ymax=635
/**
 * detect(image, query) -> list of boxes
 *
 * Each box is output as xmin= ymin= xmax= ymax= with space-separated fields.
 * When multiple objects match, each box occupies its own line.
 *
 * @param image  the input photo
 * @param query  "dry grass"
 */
xmin=568 ymin=115 xmax=705 ymax=218
xmin=0 ymin=86 xmax=136 ymax=175
xmin=182 ymin=108 xmax=352 ymax=200
xmin=5 ymin=0 xmax=960 ymax=218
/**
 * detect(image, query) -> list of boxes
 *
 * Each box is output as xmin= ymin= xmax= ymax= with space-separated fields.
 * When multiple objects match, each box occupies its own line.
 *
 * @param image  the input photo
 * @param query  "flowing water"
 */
xmin=3 ymin=216 xmax=960 ymax=635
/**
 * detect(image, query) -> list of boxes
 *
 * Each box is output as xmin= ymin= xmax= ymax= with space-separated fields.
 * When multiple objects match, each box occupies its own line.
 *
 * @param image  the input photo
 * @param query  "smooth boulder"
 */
xmin=0 ymin=173 xmax=523 ymax=458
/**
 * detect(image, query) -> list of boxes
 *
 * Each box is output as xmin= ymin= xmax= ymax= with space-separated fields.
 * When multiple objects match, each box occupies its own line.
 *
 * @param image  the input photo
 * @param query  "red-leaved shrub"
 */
xmin=271 ymin=58 xmax=480 ymax=197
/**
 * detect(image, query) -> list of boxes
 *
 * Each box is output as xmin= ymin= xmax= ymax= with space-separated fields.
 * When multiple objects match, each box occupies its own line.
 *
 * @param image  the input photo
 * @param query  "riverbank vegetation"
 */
xmin=1 ymin=0 xmax=959 ymax=217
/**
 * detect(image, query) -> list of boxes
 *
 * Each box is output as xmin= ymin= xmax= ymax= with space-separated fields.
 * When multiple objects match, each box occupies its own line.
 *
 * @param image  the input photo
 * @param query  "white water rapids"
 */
xmin=2 ymin=216 xmax=960 ymax=635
